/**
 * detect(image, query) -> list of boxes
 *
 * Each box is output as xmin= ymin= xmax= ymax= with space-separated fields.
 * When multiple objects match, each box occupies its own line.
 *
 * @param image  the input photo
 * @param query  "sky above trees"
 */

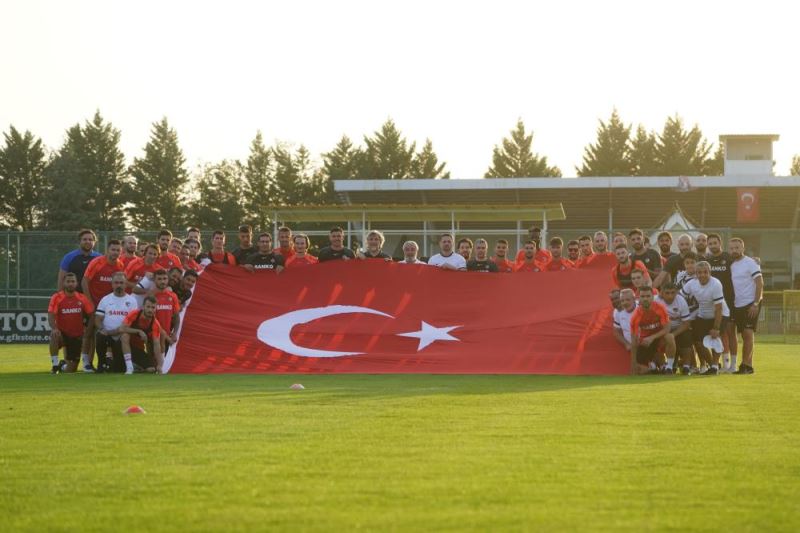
xmin=1 ymin=0 xmax=798 ymax=177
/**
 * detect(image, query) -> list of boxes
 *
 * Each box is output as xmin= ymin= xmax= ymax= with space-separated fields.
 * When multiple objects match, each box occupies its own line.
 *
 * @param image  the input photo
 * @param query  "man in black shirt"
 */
xmin=357 ymin=230 xmax=392 ymax=260
xmin=706 ymin=232 xmax=736 ymax=369
xmin=171 ymin=269 xmax=198 ymax=306
xmin=243 ymin=233 xmax=284 ymax=272
xmin=629 ymin=228 xmax=662 ymax=279
xmin=467 ymin=239 xmax=499 ymax=272
xmin=318 ymin=226 xmax=356 ymax=262
xmin=695 ymin=233 xmax=709 ymax=257
xmin=655 ymin=234 xmax=693 ymax=288
xmin=232 ymin=224 xmax=256 ymax=265
xmin=656 ymin=231 xmax=676 ymax=262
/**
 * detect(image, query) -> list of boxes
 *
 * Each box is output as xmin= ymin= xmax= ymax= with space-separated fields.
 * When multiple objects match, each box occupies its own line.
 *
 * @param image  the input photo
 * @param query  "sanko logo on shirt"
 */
xmin=61 ymin=307 xmax=83 ymax=314
xmin=106 ymin=309 xmax=129 ymax=316
xmin=99 ymin=276 xmax=113 ymax=282
xmin=157 ymin=304 xmax=174 ymax=311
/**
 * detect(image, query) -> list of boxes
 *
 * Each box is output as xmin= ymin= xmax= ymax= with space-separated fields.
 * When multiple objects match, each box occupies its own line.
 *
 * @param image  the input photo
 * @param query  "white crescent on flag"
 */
xmin=257 ymin=305 xmax=394 ymax=358
xmin=256 ymin=305 xmax=462 ymax=357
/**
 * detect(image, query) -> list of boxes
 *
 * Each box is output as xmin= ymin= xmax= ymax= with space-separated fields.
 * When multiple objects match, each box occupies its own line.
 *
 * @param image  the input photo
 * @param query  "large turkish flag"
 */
xmin=166 ymin=257 xmax=627 ymax=375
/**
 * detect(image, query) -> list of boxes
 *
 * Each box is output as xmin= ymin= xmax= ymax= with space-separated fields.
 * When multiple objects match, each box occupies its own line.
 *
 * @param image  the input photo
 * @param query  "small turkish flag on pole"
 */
xmin=737 ymin=188 xmax=760 ymax=223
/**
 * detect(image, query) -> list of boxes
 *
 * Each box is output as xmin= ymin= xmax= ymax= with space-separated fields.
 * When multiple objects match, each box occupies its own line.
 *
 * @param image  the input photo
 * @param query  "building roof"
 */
xmin=718 ymin=134 xmax=780 ymax=141
xmin=267 ymin=204 xmax=566 ymax=223
xmin=333 ymin=176 xmax=800 ymax=230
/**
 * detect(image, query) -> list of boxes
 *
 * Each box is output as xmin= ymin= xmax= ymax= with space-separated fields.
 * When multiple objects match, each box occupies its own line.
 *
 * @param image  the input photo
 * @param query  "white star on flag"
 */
xmin=396 ymin=321 xmax=461 ymax=351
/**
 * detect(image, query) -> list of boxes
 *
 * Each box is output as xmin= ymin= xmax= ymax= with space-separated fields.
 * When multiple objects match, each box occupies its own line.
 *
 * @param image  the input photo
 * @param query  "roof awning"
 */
xmin=266 ymin=204 xmax=566 ymax=223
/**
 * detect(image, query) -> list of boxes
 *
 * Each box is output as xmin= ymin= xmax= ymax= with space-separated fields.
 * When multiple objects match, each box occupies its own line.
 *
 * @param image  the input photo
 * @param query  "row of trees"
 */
xmin=1 ymin=110 xmax=797 ymax=231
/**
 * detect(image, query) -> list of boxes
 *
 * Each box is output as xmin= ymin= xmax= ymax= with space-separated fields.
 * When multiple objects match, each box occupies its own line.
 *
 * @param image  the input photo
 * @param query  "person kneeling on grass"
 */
xmin=629 ymin=285 xmax=676 ymax=375
xmin=47 ymin=272 xmax=95 ymax=373
xmin=118 ymin=296 xmax=164 ymax=374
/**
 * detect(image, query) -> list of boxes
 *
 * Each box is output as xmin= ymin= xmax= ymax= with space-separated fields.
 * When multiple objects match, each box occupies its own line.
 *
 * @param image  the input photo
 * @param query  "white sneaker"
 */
xmin=125 ymin=367 xmax=134 ymax=375
xmin=82 ymin=365 xmax=96 ymax=373
xmin=722 ymin=366 xmax=734 ymax=374
xmin=698 ymin=366 xmax=709 ymax=375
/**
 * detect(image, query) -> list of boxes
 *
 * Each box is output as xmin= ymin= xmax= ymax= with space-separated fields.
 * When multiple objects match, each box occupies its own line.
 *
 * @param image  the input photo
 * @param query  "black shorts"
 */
xmin=692 ymin=317 xmax=730 ymax=344
xmin=131 ymin=346 xmax=155 ymax=370
xmin=636 ymin=339 xmax=663 ymax=365
xmin=60 ymin=334 xmax=83 ymax=361
xmin=674 ymin=330 xmax=694 ymax=351
xmin=95 ymin=333 xmax=123 ymax=359
xmin=734 ymin=302 xmax=761 ymax=332
xmin=111 ymin=345 xmax=154 ymax=372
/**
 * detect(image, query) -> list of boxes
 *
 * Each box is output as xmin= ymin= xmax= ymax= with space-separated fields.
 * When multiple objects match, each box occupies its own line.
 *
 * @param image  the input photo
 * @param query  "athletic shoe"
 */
xmin=705 ymin=367 xmax=719 ymax=375
xmin=697 ymin=366 xmax=709 ymax=375
xmin=735 ymin=365 xmax=755 ymax=375
xmin=51 ymin=365 xmax=60 ymax=374
xmin=82 ymin=364 xmax=96 ymax=373
xmin=681 ymin=365 xmax=692 ymax=376
xmin=661 ymin=366 xmax=673 ymax=375
xmin=124 ymin=367 xmax=134 ymax=375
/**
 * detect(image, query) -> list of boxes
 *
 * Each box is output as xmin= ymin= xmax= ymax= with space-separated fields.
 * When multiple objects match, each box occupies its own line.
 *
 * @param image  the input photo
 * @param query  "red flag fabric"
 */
xmin=166 ymin=256 xmax=627 ymax=375
xmin=737 ymin=188 xmax=760 ymax=223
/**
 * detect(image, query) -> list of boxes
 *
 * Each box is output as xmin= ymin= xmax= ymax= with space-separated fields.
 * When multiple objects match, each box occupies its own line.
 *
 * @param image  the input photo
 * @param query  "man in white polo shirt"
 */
xmin=613 ymin=289 xmax=637 ymax=352
xmin=729 ymin=238 xmax=763 ymax=374
xmin=681 ymin=261 xmax=730 ymax=375
xmin=94 ymin=272 xmax=139 ymax=372
xmin=428 ymin=233 xmax=467 ymax=271
xmin=399 ymin=241 xmax=426 ymax=265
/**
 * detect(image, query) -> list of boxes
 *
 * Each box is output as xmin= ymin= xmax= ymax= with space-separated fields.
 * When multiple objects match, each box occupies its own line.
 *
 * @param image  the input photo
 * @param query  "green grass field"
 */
xmin=2 ymin=344 xmax=799 ymax=532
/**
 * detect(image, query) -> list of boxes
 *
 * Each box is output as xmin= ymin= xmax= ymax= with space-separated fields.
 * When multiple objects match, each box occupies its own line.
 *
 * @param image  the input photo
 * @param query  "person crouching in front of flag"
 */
xmin=118 ymin=296 xmax=164 ymax=374
xmin=680 ymin=261 xmax=730 ymax=375
xmin=94 ymin=271 xmax=138 ymax=372
xmin=629 ymin=285 xmax=675 ymax=375
xmin=48 ymin=273 xmax=95 ymax=374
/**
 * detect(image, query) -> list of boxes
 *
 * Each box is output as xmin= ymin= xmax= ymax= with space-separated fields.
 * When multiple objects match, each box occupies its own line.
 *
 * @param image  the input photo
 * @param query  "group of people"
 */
xmin=47 ymin=223 xmax=763 ymax=376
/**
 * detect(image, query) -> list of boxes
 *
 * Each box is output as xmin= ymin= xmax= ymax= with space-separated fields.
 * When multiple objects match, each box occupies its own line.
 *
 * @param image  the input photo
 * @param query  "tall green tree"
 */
xmin=577 ymin=109 xmax=632 ymax=176
xmin=485 ymin=119 xmax=561 ymax=178
xmin=243 ymin=131 xmax=274 ymax=228
xmin=189 ymin=160 xmax=247 ymax=229
xmin=360 ymin=119 xmax=416 ymax=179
xmin=628 ymin=125 xmax=659 ymax=176
xmin=702 ymin=144 xmax=725 ymax=176
xmin=321 ymin=135 xmax=363 ymax=180
xmin=790 ymin=155 xmax=800 ymax=176
xmin=410 ymin=139 xmax=450 ymax=179
xmin=0 ymin=126 xmax=48 ymax=229
xmin=44 ymin=111 xmax=128 ymax=230
xmin=653 ymin=114 xmax=713 ymax=175
xmin=127 ymin=117 xmax=189 ymax=230
xmin=272 ymin=144 xmax=332 ymax=205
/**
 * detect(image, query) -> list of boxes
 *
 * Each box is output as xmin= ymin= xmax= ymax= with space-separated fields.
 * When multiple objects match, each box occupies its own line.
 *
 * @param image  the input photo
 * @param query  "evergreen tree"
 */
xmin=577 ymin=109 xmax=632 ymax=176
xmin=360 ymin=119 xmax=416 ymax=179
xmin=653 ymin=114 xmax=712 ymax=175
xmin=44 ymin=111 xmax=128 ymax=230
xmin=702 ymin=144 xmax=725 ymax=176
xmin=628 ymin=125 xmax=659 ymax=176
xmin=189 ymin=160 xmax=247 ymax=230
xmin=127 ymin=117 xmax=189 ymax=230
xmin=43 ymin=124 xmax=94 ymax=230
xmin=271 ymin=144 xmax=326 ymax=204
xmin=243 ymin=131 xmax=274 ymax=228
xmin=0 ymin=126 xmax=48 ymax=229
xmin=410 ymin=139 xmax=450 ymax=179
xmin=322 ymin=135 xmax=363 ymax=180
xmin=790 ymin=155 xmax=800 ymax=176
xmin=485 ymin=119 xmax=561 ymax=178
